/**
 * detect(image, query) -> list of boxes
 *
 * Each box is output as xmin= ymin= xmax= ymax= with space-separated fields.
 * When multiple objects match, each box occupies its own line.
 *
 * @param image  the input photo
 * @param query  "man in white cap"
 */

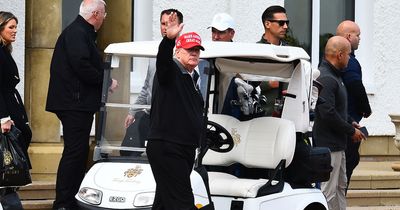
xmin=209 ymin=12 xmax=235 ymax=42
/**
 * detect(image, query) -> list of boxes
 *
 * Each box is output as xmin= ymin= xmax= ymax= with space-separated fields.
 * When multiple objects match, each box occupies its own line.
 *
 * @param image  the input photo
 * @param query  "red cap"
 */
xmin=176 ymin=32 xmax=205 ymax=51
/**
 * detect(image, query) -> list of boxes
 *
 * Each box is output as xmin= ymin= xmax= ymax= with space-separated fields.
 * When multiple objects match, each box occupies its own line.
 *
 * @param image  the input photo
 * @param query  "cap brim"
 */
xmin=182 ymin=43 xmax=205 ymax=51
xmin=208 ymin=25 xmax=229 ymax=31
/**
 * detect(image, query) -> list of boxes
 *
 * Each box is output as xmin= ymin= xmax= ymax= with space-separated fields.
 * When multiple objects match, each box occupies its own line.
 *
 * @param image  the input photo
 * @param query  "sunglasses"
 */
xmin=268 ymin=19 xmax=289 ymax=27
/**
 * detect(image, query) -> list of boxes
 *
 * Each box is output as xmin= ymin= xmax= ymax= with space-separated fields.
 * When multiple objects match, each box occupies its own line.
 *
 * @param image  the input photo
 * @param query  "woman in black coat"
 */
xmin=0 ymin=11 xmax=32 ymax=201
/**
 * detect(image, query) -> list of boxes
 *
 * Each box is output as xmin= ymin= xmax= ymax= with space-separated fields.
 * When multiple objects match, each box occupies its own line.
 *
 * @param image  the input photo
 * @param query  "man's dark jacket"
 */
xmin=148 ymin=37 xmax=204 ymax=147
xmin=46 ymin=15 xmax=104 ymax=113
xmin=313 ymin=59 xmax=355 ymax=151
xmin=342 ymin=52 xmax=371 ymax=122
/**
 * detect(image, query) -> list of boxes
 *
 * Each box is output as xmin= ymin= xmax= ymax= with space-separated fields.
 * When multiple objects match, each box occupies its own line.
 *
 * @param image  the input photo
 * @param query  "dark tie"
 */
xmin=193 ymin=71 xmax=200 ymax=91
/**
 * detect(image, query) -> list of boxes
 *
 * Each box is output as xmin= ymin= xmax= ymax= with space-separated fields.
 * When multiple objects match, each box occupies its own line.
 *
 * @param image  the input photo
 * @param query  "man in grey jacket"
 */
xmin=313 ymin=36 xmax=365 ymax=210
xmin=124 ymin=9 xmax=183 ymax=127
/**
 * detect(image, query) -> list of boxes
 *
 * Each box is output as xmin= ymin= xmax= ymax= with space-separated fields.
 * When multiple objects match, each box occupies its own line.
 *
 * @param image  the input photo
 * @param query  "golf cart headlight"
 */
xmin=78 ymin=187 xmax=103 ymax=205
xmin=133 ymin=192 xmax=155 ymax=207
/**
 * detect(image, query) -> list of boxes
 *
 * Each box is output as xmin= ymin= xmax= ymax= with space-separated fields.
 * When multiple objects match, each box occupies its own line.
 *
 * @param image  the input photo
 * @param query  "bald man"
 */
xmin=337 ymin=21 xmax=372 ymax=192
xmin=313 ymin=36 xmax=365 ymax=210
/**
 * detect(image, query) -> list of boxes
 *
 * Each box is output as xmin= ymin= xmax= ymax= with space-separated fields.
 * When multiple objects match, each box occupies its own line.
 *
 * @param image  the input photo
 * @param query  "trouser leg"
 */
xmin=147 ymin=140 xmax=197 ymax=210
xmin=345 ymin=138 xmax=361 ymax=192
xmin=53 ymin=111 xmax=94 ymax=209
xmin=338 ymin=151 xmax=348 ymax=210
xmin=321 ymin=151 xmax=347 ymax=210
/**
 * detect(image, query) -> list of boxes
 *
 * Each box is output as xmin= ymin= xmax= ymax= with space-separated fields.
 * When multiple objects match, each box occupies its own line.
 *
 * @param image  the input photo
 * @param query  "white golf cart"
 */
xmin=76 ymin=41 xmax=329 ymax=210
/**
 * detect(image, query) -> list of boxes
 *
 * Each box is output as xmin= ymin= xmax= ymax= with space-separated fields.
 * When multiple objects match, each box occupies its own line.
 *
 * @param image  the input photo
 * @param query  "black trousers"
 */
xmin=146 ymin=140 xmax=197 ymax=210
xmin=53 ymin=111 xmax=94 ymax=209
xmin=345 ymin=137 xmax=361 ymax=190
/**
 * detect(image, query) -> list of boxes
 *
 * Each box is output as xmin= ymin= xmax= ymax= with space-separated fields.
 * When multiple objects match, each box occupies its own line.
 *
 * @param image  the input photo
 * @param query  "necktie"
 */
xmin=192 ymin=71 xmax=200 ymax=91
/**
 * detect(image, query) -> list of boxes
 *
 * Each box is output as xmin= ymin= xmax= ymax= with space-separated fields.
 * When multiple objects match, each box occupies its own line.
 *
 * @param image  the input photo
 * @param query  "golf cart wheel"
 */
xmin=206 ymin=121 xmax=234 ymax=153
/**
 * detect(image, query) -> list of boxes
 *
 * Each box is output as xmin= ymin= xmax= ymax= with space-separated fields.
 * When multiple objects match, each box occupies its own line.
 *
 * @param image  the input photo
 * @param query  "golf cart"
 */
xmin=76 ymin=40 xmax=329 ymax=210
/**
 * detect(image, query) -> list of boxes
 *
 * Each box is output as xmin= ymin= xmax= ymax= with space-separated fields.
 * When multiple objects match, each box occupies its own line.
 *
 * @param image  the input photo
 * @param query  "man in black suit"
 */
xmin=45 ymin=0 xmax=117 ymax=209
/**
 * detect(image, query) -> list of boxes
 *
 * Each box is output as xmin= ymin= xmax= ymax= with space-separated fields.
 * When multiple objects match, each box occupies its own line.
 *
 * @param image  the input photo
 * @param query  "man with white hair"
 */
xmin=46 ymin=0 xmax=117 ymax=209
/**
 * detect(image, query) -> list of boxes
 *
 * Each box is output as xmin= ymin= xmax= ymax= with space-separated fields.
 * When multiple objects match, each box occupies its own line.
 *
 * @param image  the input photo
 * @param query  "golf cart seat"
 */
xmin=203 ymin=114 xmax=296 ymax=198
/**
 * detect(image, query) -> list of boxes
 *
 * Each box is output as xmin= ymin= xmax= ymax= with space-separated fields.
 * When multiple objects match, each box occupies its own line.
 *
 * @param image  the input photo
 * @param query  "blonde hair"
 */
xmin=79 ymin=0 xmax=106 ymax=20
xmin=0 ymin=11 xmax=18 ymax=52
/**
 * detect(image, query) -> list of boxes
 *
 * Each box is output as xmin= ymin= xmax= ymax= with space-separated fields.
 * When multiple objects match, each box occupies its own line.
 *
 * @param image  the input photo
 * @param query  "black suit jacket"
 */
xmin=46 ymin=15 xmax=104 ymax=113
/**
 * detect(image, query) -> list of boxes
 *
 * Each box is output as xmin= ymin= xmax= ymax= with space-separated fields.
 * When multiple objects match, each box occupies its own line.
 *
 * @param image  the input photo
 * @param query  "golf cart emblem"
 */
xmin=231 ymin=128 xmax=241 ymax=146
xmin=124 ymin=166 xmax=143 ymax=178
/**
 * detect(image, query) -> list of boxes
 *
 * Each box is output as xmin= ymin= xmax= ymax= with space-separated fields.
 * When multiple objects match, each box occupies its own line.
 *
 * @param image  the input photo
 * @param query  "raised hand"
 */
xmin=165 ymin=12 xmax=184 ymax=40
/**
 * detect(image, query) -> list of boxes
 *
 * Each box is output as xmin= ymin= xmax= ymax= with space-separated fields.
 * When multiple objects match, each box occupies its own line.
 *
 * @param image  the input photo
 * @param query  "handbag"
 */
xmin=0 ymin=126 xmax=32 ymax=187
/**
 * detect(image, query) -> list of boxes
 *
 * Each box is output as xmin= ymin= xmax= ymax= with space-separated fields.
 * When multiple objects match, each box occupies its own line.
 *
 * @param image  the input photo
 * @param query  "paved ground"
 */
xmin=348 ymin=207 xmax=400 ymax=210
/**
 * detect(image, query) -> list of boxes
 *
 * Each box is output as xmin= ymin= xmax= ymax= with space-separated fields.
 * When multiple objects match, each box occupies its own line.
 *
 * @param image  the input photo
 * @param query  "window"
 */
xmin=285 ymin=0 xmax=354 ymax=66
xmin=62 ymin=0 xmax=81 ymax=29
xmin=285 ymin=0 xmax=312 ymax=56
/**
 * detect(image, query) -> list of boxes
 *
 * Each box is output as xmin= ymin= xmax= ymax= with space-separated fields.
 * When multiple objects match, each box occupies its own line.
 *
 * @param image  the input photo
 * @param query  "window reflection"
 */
xmin=319 ymin=0 xmax=354 ymax=62
xmin=285 ymin=0 xmax=312 ymax=55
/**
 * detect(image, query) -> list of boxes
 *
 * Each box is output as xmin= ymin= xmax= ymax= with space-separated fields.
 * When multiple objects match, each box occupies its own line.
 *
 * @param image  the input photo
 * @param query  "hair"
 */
xmin=160 ymin=9 xmax=183 ymax=24
xmin=0 ymin=11 xmax=18 ymax=52
xmin=261 ymin=5 xmax=286 ymax=24
xmin=79 ymin=0 xmax=106 ymax=20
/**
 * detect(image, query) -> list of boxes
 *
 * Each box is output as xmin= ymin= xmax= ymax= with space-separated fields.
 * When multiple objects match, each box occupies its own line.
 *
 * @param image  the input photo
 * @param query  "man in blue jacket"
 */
xmin=336 ymin=20 xmax=372 ymax=192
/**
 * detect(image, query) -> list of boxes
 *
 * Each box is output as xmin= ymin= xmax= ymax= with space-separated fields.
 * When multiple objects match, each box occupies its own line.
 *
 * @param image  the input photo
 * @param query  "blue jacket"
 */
xmin=341 ymin=53 xmax=371 ymax=122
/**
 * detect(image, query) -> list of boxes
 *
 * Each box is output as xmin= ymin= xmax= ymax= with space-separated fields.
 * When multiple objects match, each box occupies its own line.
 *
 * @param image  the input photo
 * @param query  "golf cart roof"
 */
xmin=105 ymin=41 xmax=310 ymax=79
xmin=104 ymin=41 xmax=310 ymax=62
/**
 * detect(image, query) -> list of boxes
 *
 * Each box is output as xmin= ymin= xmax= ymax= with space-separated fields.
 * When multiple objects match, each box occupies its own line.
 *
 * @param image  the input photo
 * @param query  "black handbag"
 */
xmin=0 ymin=126 xmax=32 ymax=187
xmin=285 ymin=134 xmax=333 ymax=188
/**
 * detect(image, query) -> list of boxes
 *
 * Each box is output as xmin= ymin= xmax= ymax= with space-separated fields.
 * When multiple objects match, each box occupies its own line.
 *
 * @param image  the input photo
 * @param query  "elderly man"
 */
xmin=46 ymin=0 xmax=117 ymax=209
xmin=336 ymin=20 xmax=372 ymax=191
xmin=313 ymin=36 xmax=365 ymax=210
xmin=146 ymin=12 xmax=205 ymax=210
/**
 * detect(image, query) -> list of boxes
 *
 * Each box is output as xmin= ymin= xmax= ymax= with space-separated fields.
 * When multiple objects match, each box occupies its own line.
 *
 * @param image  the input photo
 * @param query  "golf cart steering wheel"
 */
xmin=206 ymin=121 xmax=234 ymax=153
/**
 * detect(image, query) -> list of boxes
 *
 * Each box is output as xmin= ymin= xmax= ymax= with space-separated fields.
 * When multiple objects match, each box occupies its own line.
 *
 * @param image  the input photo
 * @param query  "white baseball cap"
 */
xmin=208 ymin=13 xmax=235 ymax=31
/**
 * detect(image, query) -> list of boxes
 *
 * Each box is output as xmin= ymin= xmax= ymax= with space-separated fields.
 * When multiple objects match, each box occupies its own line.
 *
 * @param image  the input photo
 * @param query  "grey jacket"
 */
xmin=129 ymin=59 xmax=156 ymax=116
xmin=313 ymin=59 xmax=355 ymax=151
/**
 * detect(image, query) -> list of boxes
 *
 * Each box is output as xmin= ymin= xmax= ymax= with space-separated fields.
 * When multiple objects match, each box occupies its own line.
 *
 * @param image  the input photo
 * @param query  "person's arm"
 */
xmin=0 ymin=56 xmax=14 ymax=133
xmin=346 ymin=80 xmax=372 ymax=118
xmin=316 ymin=76 xmax=355 ymax=136
xmin=156 ymin=12 xmax=183 ymax=86
xmin=125 ymin=64 xmax=153 ymax=128
xmin=135 ymin=63 xmax=154 ymax=104
xmin=156 ymin=37 xmax=176 ymax=85
xmin=0 ymin=60 xmax=9 ymax=120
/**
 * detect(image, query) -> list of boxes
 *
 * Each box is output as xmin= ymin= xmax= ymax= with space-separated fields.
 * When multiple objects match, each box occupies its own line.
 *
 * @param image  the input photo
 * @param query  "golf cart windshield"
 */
xmin=94 ymin=41 xmax=314 ymax=161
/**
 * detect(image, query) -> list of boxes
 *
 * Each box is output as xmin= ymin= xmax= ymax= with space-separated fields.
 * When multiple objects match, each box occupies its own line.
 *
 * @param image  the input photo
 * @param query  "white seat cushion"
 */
xmin=208 ymin=172 xmax=268 ymax=198
xmin=203 ymin=114 xmax=296 ymax=169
